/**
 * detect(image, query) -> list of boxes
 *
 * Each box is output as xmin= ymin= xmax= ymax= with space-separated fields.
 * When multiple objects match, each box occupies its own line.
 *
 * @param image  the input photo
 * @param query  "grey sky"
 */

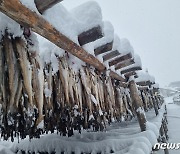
xmin=62 ymin=0 xmax=180 ymax=87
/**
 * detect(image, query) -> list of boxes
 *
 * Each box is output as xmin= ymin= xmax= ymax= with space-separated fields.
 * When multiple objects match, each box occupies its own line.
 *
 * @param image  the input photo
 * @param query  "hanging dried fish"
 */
xmin=3 ymin=34 xmax=19 ymax=112
xmin=31 ymin=55 xmax=44 ymax=126
xmin=0 ymin=43 xmax=4 ymax=106
xmin=14 ymin=38 xmax=33 ymax=107
xmin=59 ymin=56 xmax=70 ymax=107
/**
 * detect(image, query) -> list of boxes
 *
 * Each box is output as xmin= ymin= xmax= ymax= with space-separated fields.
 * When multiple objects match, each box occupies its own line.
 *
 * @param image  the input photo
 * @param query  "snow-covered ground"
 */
xmin=165 ymin=97 xmax=180 ymax=154
xmin=2 ymin=96 xmax=180 ymax=154
xmin=0 ymin=104 xmax=166 ymax=154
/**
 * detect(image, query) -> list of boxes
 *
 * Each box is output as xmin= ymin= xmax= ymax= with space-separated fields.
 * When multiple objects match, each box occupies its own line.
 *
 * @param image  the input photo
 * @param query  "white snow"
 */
xmin=135 ymin=70 xmax=155 ymax=83
xmin=90 ymin=94 xmax=98 ymax=105
xmin=120 ymin=38 xmax=134 ymax=55
xmin=19 ymin=0 xmax=40 ymax=13
xmin=0 ymin=13 xmax=23 ymax=40
xmin=44 ymin=82 xmax=52 ymax=98
xmin=71 ymin=1 xmax=103 ymax=34
xmin=43 ymin=3 xmax=79 ymax=43
xmin=0 ymin=103 xmax=167 ymax=154
xmin=112 ymin=34 xmax=121 ymax=51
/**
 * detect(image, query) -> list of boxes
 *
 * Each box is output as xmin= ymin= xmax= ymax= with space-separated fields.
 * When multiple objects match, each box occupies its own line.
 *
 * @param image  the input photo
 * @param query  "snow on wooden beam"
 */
xmin=121 ymin=66 xmax=142 ymax=74
xmin=34 ymin=0 xmax=63 ymax=14
xmin=78 ymin=26 xmax=103 ymax=46
xmin=109 ymin=53 xmax=132 ymax=67
xmin=109 ymin=70 xmax=126 ymax=82
xmin=115 ymin=58 xmax=135 ymax=70
xmin=103 ymin=50 xmax=120 ymax=62
xmin=94 ymin=41 xmax=113 ymax=56
xmin=0 ymin=0 xmax=106 ymax=71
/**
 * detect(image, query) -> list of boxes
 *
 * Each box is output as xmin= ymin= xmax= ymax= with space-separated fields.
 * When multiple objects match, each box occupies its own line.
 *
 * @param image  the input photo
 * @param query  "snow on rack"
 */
xmin=135 ymin=70 xmax=155 ymax=83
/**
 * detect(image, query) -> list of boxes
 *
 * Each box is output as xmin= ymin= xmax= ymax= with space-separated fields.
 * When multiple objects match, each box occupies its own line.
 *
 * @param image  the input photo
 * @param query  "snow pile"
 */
xmin=152 ymin=83 xmax=159 ymax=89
xmin=135 ymin=70 xmax=155 ymax=83
xmin=0 ymin=13 xmax=23 ymax=40
xmin=71 ymin=1 xmax=103 ymax=34
xmin=120 ymin=38 xmax=134 ymax=55
xmin=43 ymin=4 xmax=79 ymax=43
xmin=43 ymin=1 xmax=103 ymax=44
xmin=112 ymin=34 xmax=121 ymax=51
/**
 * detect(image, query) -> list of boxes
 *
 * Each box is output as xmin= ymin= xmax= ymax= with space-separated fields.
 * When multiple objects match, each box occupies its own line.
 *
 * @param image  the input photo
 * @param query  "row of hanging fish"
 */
xmin=0 ymin=33 xmax=162 ymax=141
xmin=0 ymin=32 xmax=44 ymax=141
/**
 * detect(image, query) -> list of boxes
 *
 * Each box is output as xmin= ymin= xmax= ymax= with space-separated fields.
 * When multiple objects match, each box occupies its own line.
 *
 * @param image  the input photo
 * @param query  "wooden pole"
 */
xmin=34 ymin=0 xmax=63 ymax=14
xmin=115 ymin=58 xmax=134 ymax=70
xmin=109 ymin=53 xmax=132 ymax=67
xmin=103 ymin=50 xmax=120 ymax=62
xmin=94 ymin=41 xmax=113 ymax=56
xmin=121 ymin=66 xmax=142 ymax=74
xmin=78 ymin=26 xmax=103 ymax=46
xmin=0 ymin=0 xmax=105 ymax=71
xmin=129 ymin=80 xmax=146 ymax=131
xmin=150 ymin=89 xmax=159 ymax=116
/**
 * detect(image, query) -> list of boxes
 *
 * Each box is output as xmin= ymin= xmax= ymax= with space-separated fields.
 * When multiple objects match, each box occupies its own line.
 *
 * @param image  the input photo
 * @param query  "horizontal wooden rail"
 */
xmin=103 ymin=50 xmax=120 ymax=62
xmin=121 ymin=66 xmax=142 ymax=74
xmin=115 ymin=58 xmax=134 ymax=70
xmin=109 ymin=53 xmax=132 ymax=67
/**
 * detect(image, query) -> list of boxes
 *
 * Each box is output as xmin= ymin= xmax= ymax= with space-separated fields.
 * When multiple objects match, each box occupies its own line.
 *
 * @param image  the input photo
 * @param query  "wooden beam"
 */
xmin=0 ymin=0 xmax=106 ymax=71
xmin=121 ymin=66 xmax=142 ymax=74
xmin=109 ymin=53 xmax=132 ymax=67
xmin=124 ymin=71 xmax=137 ymax=78
xmin=78 ymin=26 xmax=103 ymax=46
xmin=136 ymin=81 xmax=151 ymax=86
xmin=138 ymin=86 xmax=149 ymax=91
xmin=34 ymin=0 xmax=63 ymax=14
xmin=94 ymin=41 xmax=113 ymax=56
xmin=115 ymin=58 xmax=134 ymax=70
xmin=103 ymin=50 xmax=120 ymax=62
xmin=109 ymin=70 xmax=126 ymax=82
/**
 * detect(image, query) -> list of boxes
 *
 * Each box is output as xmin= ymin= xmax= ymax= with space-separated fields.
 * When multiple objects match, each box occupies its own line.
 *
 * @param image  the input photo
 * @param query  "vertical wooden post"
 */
xmin=129 ymin=80 xmax=146 ymax=131
xmin=150 ymin=89 xmax=159 ymax=116
xmin=160 ymin=124 xmax=169 ymax=154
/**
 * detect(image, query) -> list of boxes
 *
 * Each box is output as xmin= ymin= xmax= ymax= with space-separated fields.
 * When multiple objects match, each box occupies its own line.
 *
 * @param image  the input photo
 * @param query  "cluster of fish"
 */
xmin=0 ymin=33 xmax=162 ymax=141
xmin=0 ymin=33 xmax=44 ymax=141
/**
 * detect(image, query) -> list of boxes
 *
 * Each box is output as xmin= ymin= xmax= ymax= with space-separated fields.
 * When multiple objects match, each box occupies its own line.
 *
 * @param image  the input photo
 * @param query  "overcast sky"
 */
xmin=62 ymin=0 xmax=180 ymax=87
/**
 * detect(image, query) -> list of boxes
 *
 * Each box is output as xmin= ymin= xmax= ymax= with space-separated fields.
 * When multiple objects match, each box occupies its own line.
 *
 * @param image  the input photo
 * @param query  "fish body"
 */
xmin=14 ymin=38 xmax=33 ymax=107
